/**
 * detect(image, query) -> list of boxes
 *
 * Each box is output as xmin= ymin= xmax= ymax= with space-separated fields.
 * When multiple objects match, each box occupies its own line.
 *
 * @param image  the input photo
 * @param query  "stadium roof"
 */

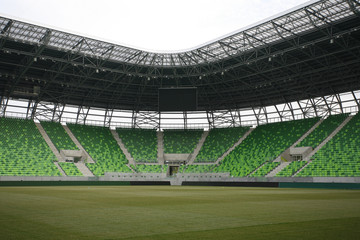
xmin=0 ymin=0 xmax=360 ymax=112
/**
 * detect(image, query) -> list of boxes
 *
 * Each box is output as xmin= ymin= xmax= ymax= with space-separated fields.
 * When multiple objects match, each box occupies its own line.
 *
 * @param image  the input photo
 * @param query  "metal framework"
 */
xmin=0 ymin=0 xmax=360 ymax=129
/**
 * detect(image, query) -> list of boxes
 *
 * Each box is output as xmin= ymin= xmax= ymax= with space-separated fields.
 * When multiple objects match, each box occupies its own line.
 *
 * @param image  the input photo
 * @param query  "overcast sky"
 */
xmin=0 ymin=0 xmax=311 ymax=52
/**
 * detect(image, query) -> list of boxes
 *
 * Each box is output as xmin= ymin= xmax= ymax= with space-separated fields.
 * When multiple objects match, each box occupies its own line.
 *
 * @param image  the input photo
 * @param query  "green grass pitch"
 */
xmin=0 ymin=186 xmax=360 ymax=239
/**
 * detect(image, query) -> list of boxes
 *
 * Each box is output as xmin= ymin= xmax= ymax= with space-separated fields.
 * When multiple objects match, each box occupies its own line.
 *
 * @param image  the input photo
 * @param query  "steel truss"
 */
xmin=0 ymin=0 xmax=358 ymax=72
xmin=2 ymin=90 xmax=359 ymax=130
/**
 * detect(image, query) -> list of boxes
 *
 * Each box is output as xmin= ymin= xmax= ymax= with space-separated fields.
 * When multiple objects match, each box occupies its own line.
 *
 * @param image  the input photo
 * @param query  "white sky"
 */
xmin=0 ymin=0 xmax=311 ymax=52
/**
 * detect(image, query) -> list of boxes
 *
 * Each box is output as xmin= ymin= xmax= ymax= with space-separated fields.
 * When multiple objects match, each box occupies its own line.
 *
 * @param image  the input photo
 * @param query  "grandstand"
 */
xmin=0 ymin=118 xmax=60 ymax=176
xmin=297 ymin=112 xmax=360 ymax=177
xmin=116 ymin=128 xmax=158 ymax=163
xmin=0 ymin=0 xmax=359 ymax=186
xmin=67 ymin=124 xmax=132 ymax=176
xmin=40 ymin=121 xmax=79 ymax=151
xmin=214 ymin=118 xmax=319 ymax=177
xmin=195 ymin=126 xmax=250 ymax=163
xmin=163 ymin=129 xmax=203 ymax=154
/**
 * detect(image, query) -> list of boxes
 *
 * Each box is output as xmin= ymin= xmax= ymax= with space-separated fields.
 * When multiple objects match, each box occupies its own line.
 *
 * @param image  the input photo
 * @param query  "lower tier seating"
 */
xmin=116 ymin=128 xmax=158 ymax=163
xmin=67 ymin=124 xmax=131 ymax=176
xmin=41 ymin=121 xmax=79 ymax=151
xmin=276 ymin=161 xmax=307 ymax=177
xmin=297 ymin=112 xmax=360 ymax=177
xmin=59 ymin=162 xmax=83 ymax=176
xmin=250 ymin=162 xmax=280 ymax=177
xmin=163 ymin=129 xmax=203 ymax=153
xmin=213 ymin=118 xmax=319 ymax=177
xmin=195 ymin=126 xmax=250 ymax=163
xmin=0 ymin=118 xmax=61 ymax=176
xmin=133 ymin=164 xmax=167 ymax=173
xmin=181 ymin=164 xmax=216 ymax=173
xmin=297 ymin=113 xmax=349 ymax=148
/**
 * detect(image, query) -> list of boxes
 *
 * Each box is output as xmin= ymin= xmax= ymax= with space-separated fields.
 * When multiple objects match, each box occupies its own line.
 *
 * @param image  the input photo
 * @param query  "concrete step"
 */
xmin=304 ymin=115 xmax=353 ymax=161
xmin=62 ymin=125 xmax=95 ymax=163
xmin=266 ymin=161 xmax=291 ymax=177
xmin=157 ymin=131 xmax=164 ymax=164
xmin=74 ymin=162 xmax=94 ymax=176
xmin=187 ymin=131 xmax=209 ymax=164
xmin=215 ymin=128 xmax=254 ymax=165
xmin=35 ymin=122 xmax=63 ymax=162
xmin=110 ymin=130 xmax=136 ymax=166
xmin=53 ymin=162 xmax=66 ymax=176
xmin=246 ymin=161 xmax=266 ymax=177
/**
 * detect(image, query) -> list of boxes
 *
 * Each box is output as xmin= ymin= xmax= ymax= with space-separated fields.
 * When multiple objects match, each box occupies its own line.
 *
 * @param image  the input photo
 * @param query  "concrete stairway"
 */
xmin=266 ymin=161 xmax=291 ymax=177
xmin=293 ymin=115 xmax=353 ymax=176
xmin=74 ymin=162 xmax=94 ymax=176
xmin=157 ymin=131 xmax=165 ymax=164
xmin=274 ymin=118 xmax=324 ymax=162
xmin=187 ymin=131 xmax=209 ymax=164
xmin=62 ymin=125 xmax=95 ymax=163
xmin=35 ymin=122 xmax=63 ymax=162
xmin=53 ymin=161 xmax=66 ymax=176
xmin=292 ymin=118 xmax=324 ymax=148
xmin=110 ymin=130 xmax=136 ymax=166
xmin=292 ymin=161 xmax=311 ymax=177
xmin=303 ymin=115 xmax=353 ymax=161
xmin=246 ymin=162 xmax=267 ymax=177
xmin=215 ymin=128 xmax=254 ymax=165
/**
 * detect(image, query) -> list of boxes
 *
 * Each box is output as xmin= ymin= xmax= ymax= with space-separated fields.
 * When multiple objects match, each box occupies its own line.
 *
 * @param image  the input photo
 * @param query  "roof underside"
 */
xmin=0 ymin=0 xmax=360 ymax=112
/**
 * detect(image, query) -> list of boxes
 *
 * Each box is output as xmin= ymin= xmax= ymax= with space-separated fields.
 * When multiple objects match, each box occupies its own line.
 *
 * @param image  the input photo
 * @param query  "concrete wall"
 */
xmin=1 ymin=174 xmax=360 ymax=185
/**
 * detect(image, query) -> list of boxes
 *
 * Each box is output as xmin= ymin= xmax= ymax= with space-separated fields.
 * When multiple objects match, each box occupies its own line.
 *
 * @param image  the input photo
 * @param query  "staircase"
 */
xmin=215 ymin=128 xmax=254 ymax=165
xmin=293 ymin=115 xmax=353 ymax=176
xmin=187 ymin=131 xmax=209 ymax=164
xmin=246 ymin=162 xmax=267 ymax=177
xmin=35 ymin=122 xmax=63 ymax=162
xmin=110 ymin=130 xmax=136 ymax=166
xmin=303 ymin=115 xmax=353 ymax=161
xmin=292 ymin=161 xmax=311 ymax=177
xmin=62 ymin=125 xmax=95 ymax=163
xmin=266 ymin=161 xmax=291 ymax=177
xmin=157 ymin=131 xmax=165 ymax=164
xmin=292 ymin=118 xmax=324 ymax=148
xmin=74 ymin=162 xmax=94 ymax=176
xmin=53 ymin=161 xmax=66 ymax=176
xmin=274 ymin=118 xmax=324 ymax=162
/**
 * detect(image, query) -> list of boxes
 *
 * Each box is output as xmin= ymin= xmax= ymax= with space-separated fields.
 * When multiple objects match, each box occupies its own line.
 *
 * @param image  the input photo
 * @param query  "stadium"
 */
xmin=0 ymin=0 xmax=360 ymax=239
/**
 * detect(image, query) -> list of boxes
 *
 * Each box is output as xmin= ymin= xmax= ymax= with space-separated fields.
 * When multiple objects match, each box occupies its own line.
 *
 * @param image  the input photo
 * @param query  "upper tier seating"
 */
xmin=41 ymin=121 xmax=79 ymax=151
xmin=59 ymin=162 xmax=83 ymax=176
xmin=297 ymin=113 xmax=349 ymax=148
xmin=297 ymin=112 xmax=360 ymax=177
xmin=116 ymin=128 xmax=157 ymax=163
xmin=163 ymin=129 xmax=203 ymax=153
xmin=213 ymin=118 xmax=319 ymax=177
xmin=67 ymin=124 xmax=131 ymax=176
xmin=195 ymin=126 xmax=250 ymax=163
xmin=0 ymin=118 xmax=61 ymax=176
